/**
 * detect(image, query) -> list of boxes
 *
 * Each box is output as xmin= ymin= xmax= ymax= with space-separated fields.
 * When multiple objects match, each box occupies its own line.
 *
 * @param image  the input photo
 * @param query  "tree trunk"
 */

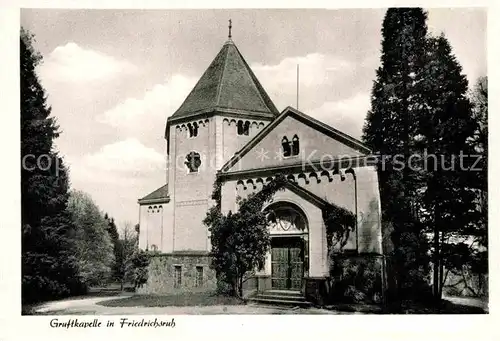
xmin=429 ymin=139 xmax=440 ymax=302
xmin=239 ymin=277 xmax=243 ymax=298
xmin=233 ymin=267 xmax=239 ymax=298
xmin=461 ymin=269 xmax=478 ymax=297
xmin=438 ymin=232 xmax=445 ymax=299
xmin=431 ymin=169 xmax=437 ymax=300
xmin=433 ymin=226 xmax=440 ymax=300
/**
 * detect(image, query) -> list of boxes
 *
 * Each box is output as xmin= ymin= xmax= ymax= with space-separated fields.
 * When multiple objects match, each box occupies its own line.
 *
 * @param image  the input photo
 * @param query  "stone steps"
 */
xmin=248 ymin=290 xmax=311 ymax=307
xmin=256 ymin=294 xmax=306 ymax=301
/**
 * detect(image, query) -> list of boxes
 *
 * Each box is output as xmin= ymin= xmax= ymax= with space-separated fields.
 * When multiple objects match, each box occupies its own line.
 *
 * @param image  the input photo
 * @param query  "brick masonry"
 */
xmin=137 ymin=253 xmax=217 ymax=294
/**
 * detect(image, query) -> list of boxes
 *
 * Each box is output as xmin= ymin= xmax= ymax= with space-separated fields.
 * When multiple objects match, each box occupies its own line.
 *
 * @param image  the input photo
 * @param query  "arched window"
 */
xmin=185 ymin=151 xmax=201 ymax=172
xmin=243 ymin=121 xmax=250 ymax=136
xmin=282 ymin=136 xmax=291 ymax=157
xmin=292 ymin=134 xmax=299 ymax=156
xmin=192 ymin=122 xmax=198 ymax=137
xmin=187 ymin=122 xmax=199 ymax=138
xmin=237 ymin=120 xmax=244 ymax=135
xmin=237 ymin=120 xmax=250 ymax=135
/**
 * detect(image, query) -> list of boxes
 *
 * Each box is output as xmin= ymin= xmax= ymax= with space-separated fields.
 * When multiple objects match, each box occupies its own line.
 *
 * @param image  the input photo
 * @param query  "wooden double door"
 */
xmin=271 ymin=237 xmax=304 ymax=290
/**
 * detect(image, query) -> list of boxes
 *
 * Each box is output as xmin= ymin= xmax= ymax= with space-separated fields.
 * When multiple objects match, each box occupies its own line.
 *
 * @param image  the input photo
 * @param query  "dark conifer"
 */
xmin=417 ymin=35 xmax=479 ymax=299
xmin=21 ymin=28 xmax=84 ymax=303
xmin=362 ymin=8 xmax=431 ymax=301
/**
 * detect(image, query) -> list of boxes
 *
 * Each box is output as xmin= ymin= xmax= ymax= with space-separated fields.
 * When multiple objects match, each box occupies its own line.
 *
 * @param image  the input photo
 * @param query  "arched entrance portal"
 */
xmin=266 ymin=202 xmax=309 ymax=291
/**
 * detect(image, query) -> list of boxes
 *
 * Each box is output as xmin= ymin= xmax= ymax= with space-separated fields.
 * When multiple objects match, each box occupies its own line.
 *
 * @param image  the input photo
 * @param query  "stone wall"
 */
xmin=137 ymin=253 xmax=217 ymax=294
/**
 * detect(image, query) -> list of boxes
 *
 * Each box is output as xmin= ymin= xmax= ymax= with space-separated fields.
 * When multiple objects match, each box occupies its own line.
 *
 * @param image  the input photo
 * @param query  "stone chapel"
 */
xmin=137 ymin=30 xmax=384 ymax=303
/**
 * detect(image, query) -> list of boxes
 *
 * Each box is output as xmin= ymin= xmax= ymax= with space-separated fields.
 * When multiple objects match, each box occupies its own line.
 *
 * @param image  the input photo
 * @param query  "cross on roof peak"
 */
xmin=228 ymin=19 xmax=232 ymax=39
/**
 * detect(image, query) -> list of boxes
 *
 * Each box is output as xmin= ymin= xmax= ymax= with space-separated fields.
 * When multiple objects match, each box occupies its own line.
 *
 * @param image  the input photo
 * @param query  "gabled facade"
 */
xmin=217 ymin=107 xmax=383 ymax=297
xmin=137 ymin=36 xmax=384 ymax=302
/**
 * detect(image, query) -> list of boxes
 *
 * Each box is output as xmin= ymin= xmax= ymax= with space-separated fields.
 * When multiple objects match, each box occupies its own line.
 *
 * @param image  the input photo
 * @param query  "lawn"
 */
xmin=384 ymin=299 xmax=487 ymax=314
xmin=98 ymin=292 xmax=245 ymax=307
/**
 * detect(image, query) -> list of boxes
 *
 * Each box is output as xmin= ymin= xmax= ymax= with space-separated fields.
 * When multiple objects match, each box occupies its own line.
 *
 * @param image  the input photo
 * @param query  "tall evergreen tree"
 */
xmin=470 ymin=76 xmax=487 ymax=224
xmin=21 ymin=28 xmax=84 ymax=303
xmin=365 ymin=9 xmax=486 ymax=302
xmin=430 ymin=76 xmax=488 ymax=298
xmin=104 ymin=214 xmax=125 ymax=285
xmin=414 ymin=34 xmax=479 ymax=300
xmin=467 ymin=76 xmax=488 ymax=294
xmin=362 ymin=8 xmax=431 ymax=301
xmin=105 ymin=214 xmax=119 ymax=242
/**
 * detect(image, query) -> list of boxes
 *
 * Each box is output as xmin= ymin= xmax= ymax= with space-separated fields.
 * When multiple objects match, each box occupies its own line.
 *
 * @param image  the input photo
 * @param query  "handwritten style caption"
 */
xmin=50 ymin=318 xmax=176 ymax=329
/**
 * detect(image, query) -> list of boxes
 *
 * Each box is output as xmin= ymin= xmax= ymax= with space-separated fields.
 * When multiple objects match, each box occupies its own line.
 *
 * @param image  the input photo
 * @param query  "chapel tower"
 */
xmin=165 ymin=30 xmax=279 ymax=253
xmin=139 ymin=23 xmax=280 ymax=256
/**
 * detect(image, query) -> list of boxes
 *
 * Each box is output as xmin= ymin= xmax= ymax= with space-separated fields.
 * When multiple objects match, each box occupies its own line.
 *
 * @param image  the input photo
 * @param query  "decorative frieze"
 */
xmin=235 ymin=168 xmax=356 ymax=195
xmin=175 ymin=199 xmax=208 ymax=207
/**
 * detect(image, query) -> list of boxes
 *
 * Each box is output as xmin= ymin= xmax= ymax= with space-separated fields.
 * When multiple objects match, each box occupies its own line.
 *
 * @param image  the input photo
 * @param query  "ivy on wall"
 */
xmin=203 ymin=174 xmax=289 ymax=297
xmin=210 ymin=173 xmax=355 ymax=249
xmin=205 ymin=173 xmax=357 ymax=298
xmin=323 ymin=202 xmax=356 ymax=252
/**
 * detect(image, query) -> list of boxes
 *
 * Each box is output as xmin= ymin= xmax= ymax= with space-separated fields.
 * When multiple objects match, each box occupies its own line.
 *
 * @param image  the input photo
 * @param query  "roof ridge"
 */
xmin=138 ymin=183 xmax=169 ymax=203
xmin=170 ymin=39 xmax=279 ymax=120
xmin=232 ymin=44 xmax=270 ymax=111
xmin=215 ymin=43 xmax=230 ymax=107
xmin=284 ymin=181 xmax=329 ymax=208
xmin=285 ymin=106 xmax=370 ymax=151
xmin=236 ymin=45 xmax=279 ymax=114
xmin=219 ymin=106 xmax=371 ymax=173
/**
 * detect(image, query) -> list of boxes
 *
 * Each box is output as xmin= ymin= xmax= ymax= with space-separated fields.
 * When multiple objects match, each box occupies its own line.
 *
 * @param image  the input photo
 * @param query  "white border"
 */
xmin=1 ymin=1 xmax=498 ymax=341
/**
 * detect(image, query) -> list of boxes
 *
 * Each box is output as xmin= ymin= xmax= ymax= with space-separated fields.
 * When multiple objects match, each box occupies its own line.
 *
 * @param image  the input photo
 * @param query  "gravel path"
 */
xmin=32 ymin=294 xmax=487 ymax=315
xmin=33 ymin=296 xmax=353 ymax=315
xmin=443 ymin=295 xmax=489 ymax=313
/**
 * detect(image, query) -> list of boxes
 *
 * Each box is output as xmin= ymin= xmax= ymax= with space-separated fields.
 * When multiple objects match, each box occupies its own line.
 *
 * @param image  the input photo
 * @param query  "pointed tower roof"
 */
xmin=169 ymin=39 xmax=279 ymax=121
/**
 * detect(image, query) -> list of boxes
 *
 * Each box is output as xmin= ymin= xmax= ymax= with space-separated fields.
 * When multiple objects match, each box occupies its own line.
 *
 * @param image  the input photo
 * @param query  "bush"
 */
xmin=130 ymin=250 xmax=151 ymax=289
xmin=329 ymin=254 xmax=383 ymax=304
xmin=399 ymin=277 xmax=433 ymax=303
xmin=67 ymin=190 xmax=115 ymax=287
xmin=214 ymin=273 xmax=233 ymax=295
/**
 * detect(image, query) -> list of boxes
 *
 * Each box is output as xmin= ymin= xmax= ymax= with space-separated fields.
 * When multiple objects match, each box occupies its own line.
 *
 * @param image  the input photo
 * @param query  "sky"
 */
xmin=20 ymin=8 xmax=487 ymax=229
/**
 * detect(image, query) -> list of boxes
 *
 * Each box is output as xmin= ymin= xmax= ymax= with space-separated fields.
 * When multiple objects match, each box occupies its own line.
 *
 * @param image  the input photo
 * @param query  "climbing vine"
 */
xmin=204 ymin=172 xmax=355 ymax=297
xmin=211 ymin=176 xmax=223 ymax=207
xmin=203 ymin=174 xmax=288 ymax=297
xmin=323 ymin=204 xmax=356 ymax=252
